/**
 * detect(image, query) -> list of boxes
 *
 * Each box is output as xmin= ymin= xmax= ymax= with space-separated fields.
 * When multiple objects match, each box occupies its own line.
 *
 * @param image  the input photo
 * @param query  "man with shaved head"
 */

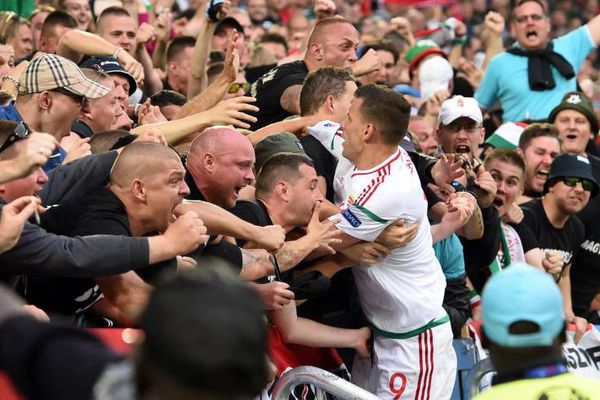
xmin=25 ymin=142 xmax=201 ymax=324
xmin=186 ymin=126 xmax=256 ymax=208
xmin=248 ymin=16 xmax=381 ymax=130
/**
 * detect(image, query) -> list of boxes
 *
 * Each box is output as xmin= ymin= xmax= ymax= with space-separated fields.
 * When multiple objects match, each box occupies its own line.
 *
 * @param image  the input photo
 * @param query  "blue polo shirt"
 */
xmin=0 ymin=103 xmax=67 ymax=171
xmin=475 ymin=26 xmax=595 ymax=122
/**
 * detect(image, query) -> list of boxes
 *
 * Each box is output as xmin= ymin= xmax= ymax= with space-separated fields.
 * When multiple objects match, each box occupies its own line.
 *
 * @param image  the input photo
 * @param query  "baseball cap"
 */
xmin=418 ymin=55 xmax=453 ymax=100
xmin=215 ymin=16 xmax=244 ymax=36
xmin=19 ymin=54 xmax=110 ymax=98
xmin=548 ymin=91 xmax=599 ymax=137
xmin=438 ymin=96 xmax=483 ymax=126
xmin=138 ymin=266 xmax=267 ymax=396
xmin=80 ymin=56 xmax=138 ymax=95
xmin=482 ymin=263 xmax=564 ymax=347
xmin=254 ymin=132 xmax=307 ymax=174
xmin=543 ymin=153 xmax=599 ymax=196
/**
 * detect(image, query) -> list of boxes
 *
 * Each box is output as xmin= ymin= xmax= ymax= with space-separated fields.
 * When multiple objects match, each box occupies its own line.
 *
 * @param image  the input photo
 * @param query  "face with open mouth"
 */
xmin=437 ymin=116 xmax=484 ymax=161
xmin=522 ymin=136 xmax=560 ymax=194
xmin=511 ymin=1 xmax=550 ymax=51
xmin=485 ymin=159 xmax=524 ymax=217
xmin=554 ymin=109 xmax=592 ymax=154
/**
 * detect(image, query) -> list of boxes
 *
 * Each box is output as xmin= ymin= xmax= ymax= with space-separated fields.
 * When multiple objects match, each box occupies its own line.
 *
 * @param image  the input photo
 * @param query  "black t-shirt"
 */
xmin=25 ymin=188 xmax=177 ymax=319
xmin=299 ymin=135 xmax=337 ymax=203
xmin=571 ymin=195 xmax=600 ymax=316
xmin=522 ymin=198 xmax=585 ymax=272
xmin=247 ymin=60 xmax=309 ymax=130
xmin=511 ymin=221 xmax=538 ymax=253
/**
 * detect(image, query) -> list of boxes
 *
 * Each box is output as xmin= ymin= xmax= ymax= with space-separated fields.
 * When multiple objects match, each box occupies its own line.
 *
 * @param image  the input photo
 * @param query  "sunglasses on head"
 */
xmin=0 ymin=121 xmax=31 ymax=154
xmin=562 ymin=176 xmax=595 ymax=192
xmin=52 ymin=88 xmax=86 ymax=106
xmin=228 ymin=82 xmax=250 ymax=94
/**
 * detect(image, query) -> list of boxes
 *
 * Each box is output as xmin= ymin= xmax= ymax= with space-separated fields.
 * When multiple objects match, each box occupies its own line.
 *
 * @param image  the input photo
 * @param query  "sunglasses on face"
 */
xmin=52 ymin=88 xmax=86 ymax=106
xmin=228 ymin=82 xmax=250 ymax=94
xmin=562 ymin=176 xmax=595 ymax=192
xmin=0 ymin=121 xmax=31 ymax=154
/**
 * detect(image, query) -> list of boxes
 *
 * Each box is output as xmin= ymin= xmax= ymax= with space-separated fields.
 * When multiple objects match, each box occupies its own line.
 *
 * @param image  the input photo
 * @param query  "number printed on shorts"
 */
xmin=389 ymin=372 xmax=407 ymax=399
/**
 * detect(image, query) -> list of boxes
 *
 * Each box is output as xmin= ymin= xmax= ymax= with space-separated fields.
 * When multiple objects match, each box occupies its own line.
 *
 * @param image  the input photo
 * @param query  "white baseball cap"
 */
xmin=438 ymin=96 xmax=483 ymax=126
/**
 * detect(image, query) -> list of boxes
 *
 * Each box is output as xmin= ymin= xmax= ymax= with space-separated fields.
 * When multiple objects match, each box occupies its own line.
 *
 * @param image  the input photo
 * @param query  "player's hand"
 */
xmin=206 ymin=96 xmax=259 ymax=129
xmin=305 ymin=202 xmax=341 ymax=254
xmin=251 ymin=281 xmax=295 ymax=310
xmin=352 ymin=327 xmax=372 ymax=358
xmin=340 ymin=241 xmax=390 ymax=264
xmin=376 ymin=219 xmax=418 ymax=248
xmin=164 ymin=211 xmax=209 ymax=255
xmin=442 ymin=192 xmax=476 ymax=231
xmin=542 ymin=250 xmax=564 ymax=276
xmin=431 ymin=153 xmax=465 ymax=193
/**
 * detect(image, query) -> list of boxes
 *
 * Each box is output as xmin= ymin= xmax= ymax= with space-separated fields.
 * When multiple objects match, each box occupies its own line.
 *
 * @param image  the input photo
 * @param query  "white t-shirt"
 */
xmin=335 ymin=148 xmax=447 ymax=333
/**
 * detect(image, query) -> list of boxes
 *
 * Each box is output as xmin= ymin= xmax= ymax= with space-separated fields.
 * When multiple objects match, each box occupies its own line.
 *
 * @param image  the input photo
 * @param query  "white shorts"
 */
xmin=352 ymin=321 xmax=456 ymax=400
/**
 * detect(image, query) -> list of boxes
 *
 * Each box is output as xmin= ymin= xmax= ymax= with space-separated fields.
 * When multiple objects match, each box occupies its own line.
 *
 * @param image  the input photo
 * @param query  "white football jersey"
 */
xmin=335 ymin=148 xmax=446 ymax=333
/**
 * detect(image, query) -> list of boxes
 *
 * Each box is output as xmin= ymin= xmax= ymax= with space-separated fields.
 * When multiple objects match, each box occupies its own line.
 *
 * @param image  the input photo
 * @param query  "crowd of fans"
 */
xmin=1 ymin=0 xmax=600 ymax=398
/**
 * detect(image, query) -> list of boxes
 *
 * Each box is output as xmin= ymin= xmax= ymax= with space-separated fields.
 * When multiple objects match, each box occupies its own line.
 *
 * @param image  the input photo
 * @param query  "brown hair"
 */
xmin=355 ymin=84 xmax=411 ymax=145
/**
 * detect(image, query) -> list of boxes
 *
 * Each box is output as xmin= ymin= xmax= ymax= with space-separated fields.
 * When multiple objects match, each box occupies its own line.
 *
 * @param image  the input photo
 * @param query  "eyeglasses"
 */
xmin=228 ymin=82 xmax=250 ymax=94
xmin=0 ymin=121 xmax=31 ymax=154
xmin=52 ymin=88 xmax=86 ymax=106
xmin=562 ymin=177 xmax=596 ymax=192
xmin=443 ymin=122 xmax=481 ymax=133
xmin=513 ymin=14 xmax=545 ymax=24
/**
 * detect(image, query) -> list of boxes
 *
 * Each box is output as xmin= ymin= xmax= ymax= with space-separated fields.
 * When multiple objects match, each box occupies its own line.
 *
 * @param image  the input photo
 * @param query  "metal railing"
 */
xmin=272 ymin=366 xmax=380 ymax=400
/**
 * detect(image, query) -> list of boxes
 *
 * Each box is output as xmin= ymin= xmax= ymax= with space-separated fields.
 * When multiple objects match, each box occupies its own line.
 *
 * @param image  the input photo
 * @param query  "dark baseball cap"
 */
xmin=80 ymin=56 xmax=137 ymax=95
xmin=254 ymin=132 xmax=307 ymax=174
xmin=543 ymin=153 xmax=599 ymax=197
xmin=215 ymin=16 xmax=244 ymax=36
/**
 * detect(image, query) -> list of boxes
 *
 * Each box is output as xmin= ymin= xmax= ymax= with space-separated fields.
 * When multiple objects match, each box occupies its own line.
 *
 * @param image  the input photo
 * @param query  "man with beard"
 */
xmin=475 ymin=0 xmax=600 ymax=122
xmin=521 ymin=153 xmax=598 ymax=328
xmin=516 ymin=123 xmax=562 ymax=203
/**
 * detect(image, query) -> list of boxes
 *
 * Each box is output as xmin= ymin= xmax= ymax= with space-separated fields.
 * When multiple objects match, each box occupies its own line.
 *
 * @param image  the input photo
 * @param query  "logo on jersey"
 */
xmin=342 ymin=208 xmax=362 ymax=227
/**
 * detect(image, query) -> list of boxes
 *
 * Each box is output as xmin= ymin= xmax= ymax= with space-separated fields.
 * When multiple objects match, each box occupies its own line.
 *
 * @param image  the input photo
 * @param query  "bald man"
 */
xmin=247 ymin=16 xmax=360 ymax=130
xmin=25 ymin=142 xmax=204 ymax=324
xmin=185 ymin=126 xmax=256 ymax=208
